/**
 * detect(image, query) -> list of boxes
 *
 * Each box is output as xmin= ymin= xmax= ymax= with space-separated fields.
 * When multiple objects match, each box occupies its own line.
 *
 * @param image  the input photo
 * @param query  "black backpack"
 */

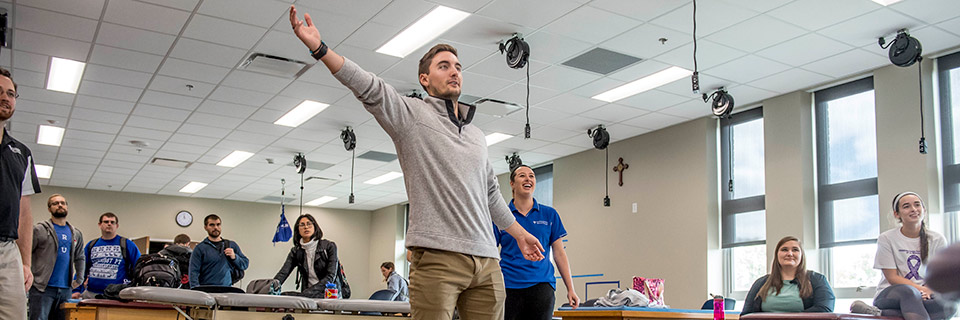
xmin=133 ymin=253 xmax=180 ymax=288
xmin=223 ymin=239 xmax=244 ymax=284
xmin=336 ymin=261 xmax=351 ymax=299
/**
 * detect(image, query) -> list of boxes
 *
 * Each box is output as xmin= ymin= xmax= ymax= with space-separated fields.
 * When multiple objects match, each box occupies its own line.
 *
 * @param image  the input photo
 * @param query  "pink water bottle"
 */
xmin=713 ymin=295 xmax=724 ymax=320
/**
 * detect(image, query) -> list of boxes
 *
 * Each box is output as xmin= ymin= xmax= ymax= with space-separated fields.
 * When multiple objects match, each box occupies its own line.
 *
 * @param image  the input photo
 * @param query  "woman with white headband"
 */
xmin=851 ymin=192 xmax=954 ymax=320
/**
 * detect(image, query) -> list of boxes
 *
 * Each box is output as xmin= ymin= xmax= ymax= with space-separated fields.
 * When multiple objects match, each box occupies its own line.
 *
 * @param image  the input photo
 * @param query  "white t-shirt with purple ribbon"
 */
xmin=874 ymin=227 xmax=946 ymax=297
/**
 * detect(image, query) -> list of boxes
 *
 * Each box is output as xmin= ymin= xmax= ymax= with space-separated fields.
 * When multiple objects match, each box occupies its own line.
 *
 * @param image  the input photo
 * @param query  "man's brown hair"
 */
xmin=0 ymin=66 xmax=17 ymax=91
xmin=47 ymin=194 xmax=66 ymax=207
xmin=173 ymin=233 xmax=191 ymax=245
xmin=417 ymin=44 xmax=458 ymax=91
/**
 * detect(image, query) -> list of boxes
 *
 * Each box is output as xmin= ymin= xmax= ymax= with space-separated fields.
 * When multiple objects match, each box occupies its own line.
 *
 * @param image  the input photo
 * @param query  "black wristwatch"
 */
xmin=311 ymin=41 xmax=328 ymax=60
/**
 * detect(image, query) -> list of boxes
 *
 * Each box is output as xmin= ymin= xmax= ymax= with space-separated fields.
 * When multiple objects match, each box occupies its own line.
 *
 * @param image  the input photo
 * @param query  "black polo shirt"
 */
xmin=1 ymin=129 xmax=41 ymax=241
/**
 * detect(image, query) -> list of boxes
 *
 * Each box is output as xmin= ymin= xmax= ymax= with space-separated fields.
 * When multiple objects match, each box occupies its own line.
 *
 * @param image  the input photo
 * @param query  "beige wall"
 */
xmin=30 ymin=186 xmax=375 ymax=297
xmin=367 ymin=204 xmax=406 ymax=296
xmin=510 ymin=117 xmax=720 ymax=309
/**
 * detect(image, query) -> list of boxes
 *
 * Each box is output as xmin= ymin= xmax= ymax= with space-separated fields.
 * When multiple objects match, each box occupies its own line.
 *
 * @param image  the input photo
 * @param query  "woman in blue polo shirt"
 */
xmin=495 ymin=165 xmax=579 ymax=320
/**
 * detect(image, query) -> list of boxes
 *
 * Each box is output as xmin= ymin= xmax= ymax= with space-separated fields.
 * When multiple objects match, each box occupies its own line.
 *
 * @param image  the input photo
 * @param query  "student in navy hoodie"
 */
xmin=190 ymin=214 xmax=248 ymax=288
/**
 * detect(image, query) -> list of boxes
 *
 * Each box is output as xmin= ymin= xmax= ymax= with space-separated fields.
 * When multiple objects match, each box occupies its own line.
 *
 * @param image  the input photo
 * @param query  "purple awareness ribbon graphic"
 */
xmin=905 ymin=254 xmax=923 ymax=280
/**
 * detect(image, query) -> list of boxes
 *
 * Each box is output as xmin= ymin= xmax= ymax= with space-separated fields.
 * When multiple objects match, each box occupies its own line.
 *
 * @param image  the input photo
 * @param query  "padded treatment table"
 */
xmin=740 ymin=313 xmax=902 ymax=320
xmin=555 ymin=306 xmax=741 ymax=320
xmin=316 ymin=299 xmax=411 ymax=314
xmin=73 ymin=298 xmax=184 ymax=320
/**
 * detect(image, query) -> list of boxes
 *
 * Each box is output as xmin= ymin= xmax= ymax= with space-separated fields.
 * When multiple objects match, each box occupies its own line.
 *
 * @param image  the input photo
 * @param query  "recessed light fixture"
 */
xmin=592 ymin=66 xmax=693 ymax=103
xmin=364 ymin=171 xmax=403 ymax=185
xmin=216 ymin=150 xmax=255 ymax=167
xmin=46 ymin=57 xmax=86 ymax=94
xmin=37 ymin=125 xmax=65 ymax=146
xmin=306 ymin=196 xmax=338 ymax=206
xmin=870 ymin=0 xmax=903 ymax=5
xmin=485 ymin=132 xmax=513 ymax=146
xmin=179 ymin=181 xmax=208 ymax=193
xmin=34 ymin=164 xmax=53 ymax=179
xmin=376 ymin=6 xmax=470 ymax=58
xmin=274 ymin=100 xmax=329 ymax=127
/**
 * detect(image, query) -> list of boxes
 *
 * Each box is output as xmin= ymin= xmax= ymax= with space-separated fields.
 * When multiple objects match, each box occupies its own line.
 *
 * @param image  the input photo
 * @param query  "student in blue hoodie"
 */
xmin=79 ymin=212 xmax=140 ymax=299
xmin=190 ymin=214 xmax=248 ymax=288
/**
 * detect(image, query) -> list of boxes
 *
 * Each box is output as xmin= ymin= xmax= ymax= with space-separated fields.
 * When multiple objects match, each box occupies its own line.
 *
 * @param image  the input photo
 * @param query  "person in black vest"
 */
xmin=274 ymin=214 xmax=338 ymax=297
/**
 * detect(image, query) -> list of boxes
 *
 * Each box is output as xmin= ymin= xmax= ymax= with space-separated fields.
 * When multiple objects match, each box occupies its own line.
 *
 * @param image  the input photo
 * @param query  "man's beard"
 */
xmin=208 ymin=230 xmax=220 ymax=238
xmin=52 ymin=209 xmax=67 ymax=218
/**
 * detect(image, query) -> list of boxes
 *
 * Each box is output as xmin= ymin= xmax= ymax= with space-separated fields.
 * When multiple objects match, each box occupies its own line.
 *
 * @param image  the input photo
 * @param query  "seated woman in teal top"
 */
xmin=742 ymin=236 xmax=835 ymax=315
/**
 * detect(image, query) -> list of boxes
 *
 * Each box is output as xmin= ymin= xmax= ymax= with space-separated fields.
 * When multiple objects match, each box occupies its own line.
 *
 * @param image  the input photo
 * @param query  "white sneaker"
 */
xmin=850 ymin=300 xmax=881 ymax=316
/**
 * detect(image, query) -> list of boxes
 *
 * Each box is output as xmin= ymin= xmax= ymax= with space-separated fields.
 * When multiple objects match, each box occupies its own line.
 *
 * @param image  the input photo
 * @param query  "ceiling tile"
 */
xmin=209 ymin=86 xmax=273 ymax=107
xmin=89 ymin=45 xmax=164 ymax=73
xmin=95 ymin=23 xmax=178 ymax=54
xmin=579 ymin=103 xmax=651 ymax=123
xmin=601 ymin=23 xmax=691 ymax=61
xmin=908 ymin=26 xmax=960 ymax=55
xmin=139 ymin=90 xmax=203 ymax=111
xmin=330 ymin=44 xmax=402 ymax=76
xmin=709 ymin=14 xmax=808 ymax=53
xmin=588 ymin=0 xmax=687 ymax=22
xmin=938 ymin=16 xmax=960 ymax=37
xmin=198 ymin=0 xmax=289 ymax=28
xmin=137 ymin=0 xmax=199 ymax=11
xmin=221 ymin=70 xmax=293 ymax=94
xmin=167 ymin=133 xmax=222 ymax=148
xmin=15 ymin=5 xmax=98 ymax=42
xmin=186 ymin=112 xmax=246 ymax=130
xmin=149 ymin=75 xmax=215 ymax=98
xmin=64 ymin=129 xmax=116 ymax=143
xmin=652 ymin=39 xmax=746 ymax=71
xmin=458 ymin=72 xmax=514 ymax=99
xmin=183 ymin=14 xmax=269 ymax=49
xmin=748 ymin=68 xmax=832 ymax=93
xmin=476 ymin=0 xmax=582 ymax=29
xmin=767 ymin=0 xmax=881 ymax=31
xmin=756 ymin=33 xmax=853 ymax=67
xmin=503 ymin=106 xmax=576 ymax=127
xmin=369 ymin=0 xmax=435 ymax=29
xmin=703 ymin=54 xmax=793 ymax=84
xmin=523 ymin=31 xmax=594 ymax=65
xmin=469 ymin=55 xmax=549 ymax=83
xmin=295 ymin=0 xmax=390 ymax=21
xmin=801 ymin=49 xmax=888 ymax=78
xmin=620 ymin=112 xmax=687 ymax=130
xmin=103 ymin=0 xmax=191 ymax=35
xmin=124 ymin=116 xmax=182 ymax=132
xmin=889 ymin=0 xmax=960 ymax=24
xmin=18 ymin=0 xmax=106 ymax=19
xmin=541 ymin=5 xmax=642 ymax=45
xmin=605 ymin=123 xmax=652 ymax=142
xmin=169 ymin=38 xmax=250 ymax=68
xmin=13 ymin=30 xmax=91 ymax=61
xmin=275 ymin=6 xmax=367 ymax=46
xmin=489 ymin=83 xmax=560 ymax=108
xmin=132 ymin=104 xmax=193 ymax=122
xmin=817 ymin=8 xmax=923 ymax=47
xmin=83 ymin=64 xmax=152 ymax=89
xmin=341 ymin=22 xmax=402 ymax=51
xmin=196 ymin=100 xmax=259 ymax=119
xmin=118 ymin=126 xmax=173 ymax=141
xmin=12 ymin=50 xmax=50 ymax=73
xmin=159 ymin=58 xmax=232 ymax=84
xmin=74 ymin=95 xmax=135 ymax=114
xmin=529 ymin=66 xmax=602 ymax=92
xmin=10 ymin=69 xmax=45 ymax=89
xmin=532 ymin=141 xmax=588 ymax=156
xmin=658 ymin=98 xmax=712 ymax=119
xmin=67 ymin=118 xmax=122 ymax=135
xmin=650 ymin=0 xmax=759 ymax=36
xmin=77 ymin=80 xmax=145 ymax=102
xmin=441 ymin=15 xmax=535 ymax=49
xmin=279 ymin=82 xmax=351 ymax=103
xmin=615 ymin=89 xmax=691 ymax=112
xmin=726 ymin=85 xmax=779 ymax=107
xmin=71 ymin=107 xmax=130 ymax=124
xmin=178 ymin=123 xmax=233 ymax=139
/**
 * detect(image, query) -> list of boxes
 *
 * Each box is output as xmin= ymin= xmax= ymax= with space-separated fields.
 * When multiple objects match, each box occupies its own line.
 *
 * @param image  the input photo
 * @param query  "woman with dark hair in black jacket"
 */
xmin=273 ymin=214 xmax=339 ymax=297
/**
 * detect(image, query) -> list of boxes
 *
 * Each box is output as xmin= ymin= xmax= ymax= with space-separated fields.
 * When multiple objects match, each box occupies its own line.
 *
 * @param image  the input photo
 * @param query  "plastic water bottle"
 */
xmin=713 ymin=295 xmax=724 ymax=320
xmin=325 ymin=282 xmax=339 ymax=299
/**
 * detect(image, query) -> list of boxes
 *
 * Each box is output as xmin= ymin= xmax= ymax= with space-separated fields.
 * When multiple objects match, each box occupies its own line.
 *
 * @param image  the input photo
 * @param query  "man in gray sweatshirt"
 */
xmin=29 ymin=194 xmax=84 ymax=320
xmin=289 ymin=6 xmax=545 ymax=320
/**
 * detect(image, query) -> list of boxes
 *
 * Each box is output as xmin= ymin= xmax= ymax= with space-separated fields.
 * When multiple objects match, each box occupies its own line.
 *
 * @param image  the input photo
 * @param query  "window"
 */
xmin=532 ymin=164 xmax=554 ymax=206
xmin=815 ymin=77 xmax=880 ymax=298
xmin=938 ymin=51 xmax=960 ymax=244
xmin=720 ymin=107 xmax=767 ymax=299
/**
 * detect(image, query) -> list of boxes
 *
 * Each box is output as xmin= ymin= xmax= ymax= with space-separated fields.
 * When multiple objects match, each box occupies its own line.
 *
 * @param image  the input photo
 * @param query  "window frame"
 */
xmin=719 ymin=107 xmax=767 ymax=299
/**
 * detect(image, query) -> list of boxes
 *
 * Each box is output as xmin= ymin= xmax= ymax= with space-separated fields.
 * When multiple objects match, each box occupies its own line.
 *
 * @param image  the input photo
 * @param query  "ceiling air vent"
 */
xmin=239 ymin=53 xmax=310 ymax=78
xmin=459 ymin=94 xmax=523 ymax=118
xmin=358 ymin=151 xmax=398 ymax=162
xmin=259 ymin=195 xmax=296 ymax=203
xmin=562 ymin=48 xmax=642 ymax=75
xmin=151 ymin=157 xmax=191 ymax=169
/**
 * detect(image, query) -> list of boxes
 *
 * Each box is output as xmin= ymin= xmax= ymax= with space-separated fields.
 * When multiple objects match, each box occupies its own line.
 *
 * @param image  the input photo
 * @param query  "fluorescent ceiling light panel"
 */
xmin=274 ymin=100 xmax=329 ymax=127
xmin=376 ymin=6 xmax=470 ymax=58
xmin=37 ymin=125 xmax=65 ymax=146
xmin=485 ymin=132 xmax=513 ymax=146
xmin=46 ymin=57 xmax=86 ymax=94
xmin=34 ymin=165 xmax=53 ymax=179
xmin=306 ymin=196 xmax=338 ymax=206
xmin=871 ymin=0 xmax=903 ymax=5
xmin=592 ymin=66 xmax=693 ymax=103
xmin=216 ymin=150 xmax=255 ymax=167
xmin=179 ymin=181 xmax=208 ymax=193
xmin=364 ymin=171 xmax=404 ymax=185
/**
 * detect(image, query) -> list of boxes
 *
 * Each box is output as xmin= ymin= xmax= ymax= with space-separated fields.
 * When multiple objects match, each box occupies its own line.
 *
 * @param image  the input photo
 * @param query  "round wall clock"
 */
xmin=176 ymin=210 xmax=193 ymax=227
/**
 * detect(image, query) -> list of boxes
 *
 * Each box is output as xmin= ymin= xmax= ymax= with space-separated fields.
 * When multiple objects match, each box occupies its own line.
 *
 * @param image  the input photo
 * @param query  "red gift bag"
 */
xmin=632 ymin=276 xmax=665 ymax=307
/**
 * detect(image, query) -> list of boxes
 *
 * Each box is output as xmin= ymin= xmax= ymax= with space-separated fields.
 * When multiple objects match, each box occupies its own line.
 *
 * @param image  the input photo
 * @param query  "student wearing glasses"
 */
xmin=274 ymin=214 xmax=339 ymax=297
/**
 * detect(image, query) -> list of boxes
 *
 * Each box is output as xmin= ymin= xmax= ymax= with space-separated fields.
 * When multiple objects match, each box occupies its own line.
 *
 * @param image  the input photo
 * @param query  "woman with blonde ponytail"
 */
xmin=852 ymin=192 xmax=954 ymax=320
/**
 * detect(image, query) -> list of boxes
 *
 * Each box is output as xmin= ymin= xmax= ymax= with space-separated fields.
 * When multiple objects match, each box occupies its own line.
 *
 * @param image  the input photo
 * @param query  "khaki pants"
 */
xmin=0 ymin=241 xmax=27 ymax=320
xmin=408 ymin=248 xmax=505 ymax=320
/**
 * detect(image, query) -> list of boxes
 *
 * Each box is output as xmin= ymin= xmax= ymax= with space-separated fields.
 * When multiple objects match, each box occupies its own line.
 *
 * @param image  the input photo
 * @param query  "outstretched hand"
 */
xmin=518 ymin=232 xmax=545 ymax=262
xmin=289 ymin=5 xmax=322 ymax=52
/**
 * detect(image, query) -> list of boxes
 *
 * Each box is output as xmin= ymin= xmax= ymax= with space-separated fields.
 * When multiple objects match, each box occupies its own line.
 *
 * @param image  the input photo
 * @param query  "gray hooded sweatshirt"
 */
xmin=32 ymin=220 xmax=84 ymax=292
xmin=333 ymin=57 xmax=515 ymax=258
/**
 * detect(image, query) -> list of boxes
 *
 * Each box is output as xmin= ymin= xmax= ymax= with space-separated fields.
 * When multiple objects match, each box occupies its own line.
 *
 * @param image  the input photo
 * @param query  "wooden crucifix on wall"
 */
xmin=613 ymin=157 xmax=629 ymax=186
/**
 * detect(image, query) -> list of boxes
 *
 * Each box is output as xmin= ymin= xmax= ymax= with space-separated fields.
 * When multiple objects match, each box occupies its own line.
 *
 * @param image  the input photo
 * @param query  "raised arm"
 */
xmin=289 ymin=5 xmax=343 ymax=73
